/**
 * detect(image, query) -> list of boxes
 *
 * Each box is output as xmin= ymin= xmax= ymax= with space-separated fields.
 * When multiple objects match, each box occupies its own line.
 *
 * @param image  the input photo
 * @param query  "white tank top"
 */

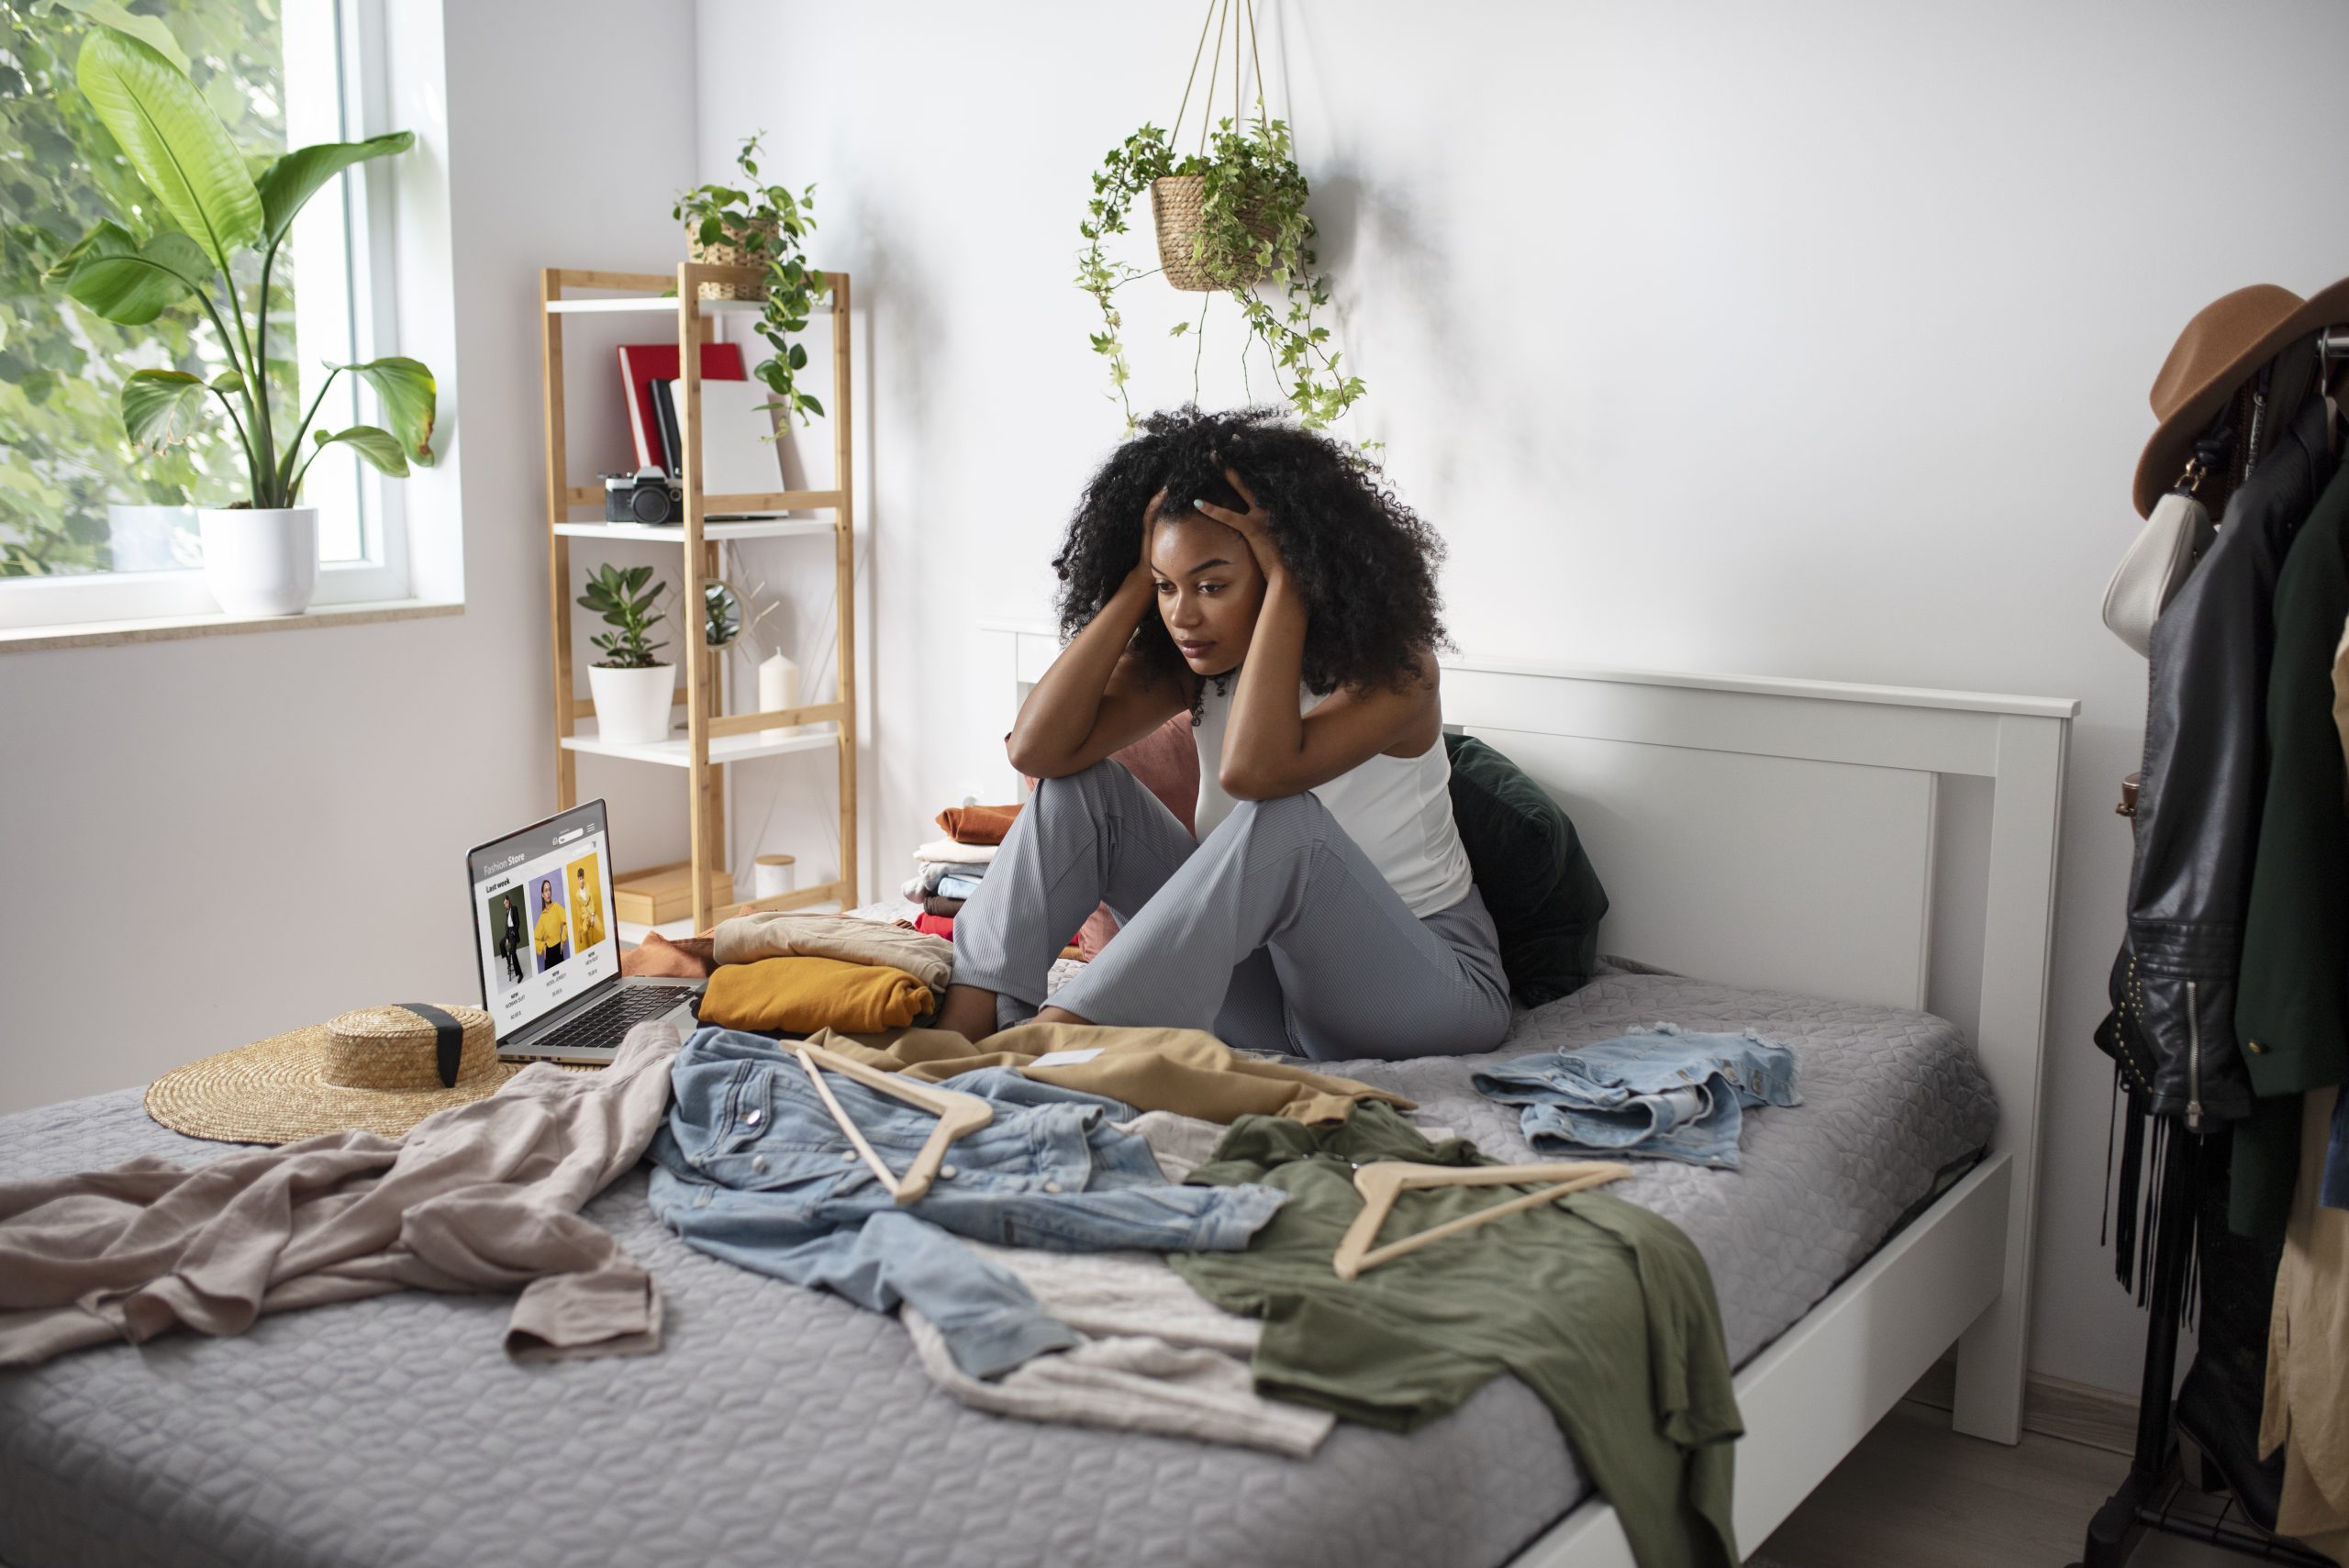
xmin=1192 ymin=678 xmax=1475 ymax=918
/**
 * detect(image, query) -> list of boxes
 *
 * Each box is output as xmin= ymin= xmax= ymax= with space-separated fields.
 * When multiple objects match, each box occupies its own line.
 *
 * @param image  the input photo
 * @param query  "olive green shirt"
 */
xmin=1170 ymin=1103 xmax=1739 ymax=1568
xmin=2234 ymin=463 xmax=2349 ymax=1236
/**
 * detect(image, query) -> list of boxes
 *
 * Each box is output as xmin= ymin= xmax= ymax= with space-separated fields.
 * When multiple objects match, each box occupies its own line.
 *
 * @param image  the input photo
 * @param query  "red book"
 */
xmin=616 ymin=343 xmax=746 ymax=472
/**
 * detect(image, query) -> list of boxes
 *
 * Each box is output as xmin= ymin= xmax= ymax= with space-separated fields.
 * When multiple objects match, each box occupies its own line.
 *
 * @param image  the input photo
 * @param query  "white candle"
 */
xmin=759 ymin=651 xmax=801 ymax=740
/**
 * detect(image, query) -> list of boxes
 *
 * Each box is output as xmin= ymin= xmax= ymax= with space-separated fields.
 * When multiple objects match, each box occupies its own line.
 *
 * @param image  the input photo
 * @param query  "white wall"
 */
xmin=690 ymin=0 xmax=2349 ymax=1395
xmin=0 ymin=0 xmax=703 ymax=1114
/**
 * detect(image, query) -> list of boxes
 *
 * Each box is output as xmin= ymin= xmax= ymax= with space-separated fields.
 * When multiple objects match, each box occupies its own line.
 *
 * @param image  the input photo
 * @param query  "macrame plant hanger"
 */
xmin=1154 ymin=0 xmax=1268 ymax=294
xmin=1169 ymin=0 xmax=1266 ymax=155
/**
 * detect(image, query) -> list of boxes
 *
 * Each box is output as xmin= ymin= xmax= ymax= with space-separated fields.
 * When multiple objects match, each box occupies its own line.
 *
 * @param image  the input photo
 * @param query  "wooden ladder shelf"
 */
xmin=537 ymin=262 xmax=860 ymax=933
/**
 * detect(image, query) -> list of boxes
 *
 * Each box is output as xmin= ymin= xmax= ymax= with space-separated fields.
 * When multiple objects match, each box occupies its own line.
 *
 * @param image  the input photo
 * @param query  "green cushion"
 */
xmin=1443 ymin=732 xmax=1609 ymax=1006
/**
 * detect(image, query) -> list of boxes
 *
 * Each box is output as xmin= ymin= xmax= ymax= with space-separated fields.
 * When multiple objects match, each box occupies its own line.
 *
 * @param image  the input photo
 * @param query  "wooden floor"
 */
xmin=1755 ymin=1399 xmax=2270 ymax=1568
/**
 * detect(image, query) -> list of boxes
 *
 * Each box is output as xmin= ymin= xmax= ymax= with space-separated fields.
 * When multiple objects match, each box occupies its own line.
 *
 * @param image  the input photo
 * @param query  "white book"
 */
xmin=695 ymin=380 xmax=786 ymax=514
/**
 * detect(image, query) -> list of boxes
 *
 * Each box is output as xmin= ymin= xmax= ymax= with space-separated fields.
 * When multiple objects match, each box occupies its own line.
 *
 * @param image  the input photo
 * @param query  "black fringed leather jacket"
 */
xmin=2110 ymin=388 xmax=2336 ymax=1124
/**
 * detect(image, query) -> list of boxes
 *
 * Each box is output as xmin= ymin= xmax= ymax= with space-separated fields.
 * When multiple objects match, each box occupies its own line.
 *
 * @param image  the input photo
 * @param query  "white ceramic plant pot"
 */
xmin=198 ymin=506 xmax=317 ymax=617
xmin=106 ymin=504 xmax=198 ymax=573
xmin=588 ymin=663 xmax=676 ymax=745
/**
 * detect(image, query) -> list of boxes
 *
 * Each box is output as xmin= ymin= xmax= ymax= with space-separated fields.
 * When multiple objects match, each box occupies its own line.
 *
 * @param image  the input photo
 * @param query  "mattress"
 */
xmin=0 ymin=967 xmax=1996 ymax=1568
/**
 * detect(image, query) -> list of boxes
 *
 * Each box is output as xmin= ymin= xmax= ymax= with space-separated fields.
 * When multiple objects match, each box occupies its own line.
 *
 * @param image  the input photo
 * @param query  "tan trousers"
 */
xmin=2262 ymin=1085 xmax=2349 ymax=1563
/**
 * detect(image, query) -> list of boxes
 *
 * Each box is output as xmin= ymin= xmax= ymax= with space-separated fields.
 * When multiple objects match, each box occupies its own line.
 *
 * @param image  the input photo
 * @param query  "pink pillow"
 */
xmin=1115 ymin=710 xmax=1201 ymax=834
xmin=1027 ymin=712 xmax=1198 ymax=957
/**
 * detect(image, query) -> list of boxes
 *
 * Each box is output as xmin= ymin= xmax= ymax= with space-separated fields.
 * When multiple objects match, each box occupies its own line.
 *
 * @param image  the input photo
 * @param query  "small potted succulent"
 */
xmin=673 ymin=132 xmax=826 ymax=426
xmin=46 ymin=24 xmax=439 ymax=616
xmin=1077 ymin=110 xmax=1363 ymax=432
xmin=703 ymin=580 xmax=742 ymax=651
xmin=579 ymin=564 xmax=673 ymax=745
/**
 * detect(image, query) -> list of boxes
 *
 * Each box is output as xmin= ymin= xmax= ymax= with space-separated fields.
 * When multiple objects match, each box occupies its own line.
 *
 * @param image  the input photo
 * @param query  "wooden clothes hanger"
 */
xmin=1331 ymin=1160 xmax=1634 ymax=1281
xmin=795 ymin=1043 xmax=994 ymax=1206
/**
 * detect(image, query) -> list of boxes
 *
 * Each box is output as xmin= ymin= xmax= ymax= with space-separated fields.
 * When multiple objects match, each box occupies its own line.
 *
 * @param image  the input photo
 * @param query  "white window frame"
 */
xmin=0 ymin=0 xmax=409 ymax=632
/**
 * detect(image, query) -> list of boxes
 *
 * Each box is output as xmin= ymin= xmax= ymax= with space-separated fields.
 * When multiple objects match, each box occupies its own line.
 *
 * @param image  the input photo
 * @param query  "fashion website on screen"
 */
xmin=469 ymin=809 xmax=618 ymax=1036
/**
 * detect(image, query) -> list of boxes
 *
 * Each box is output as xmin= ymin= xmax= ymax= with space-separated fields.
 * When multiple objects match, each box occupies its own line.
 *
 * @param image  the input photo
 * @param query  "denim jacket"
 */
xmin=1470 ymin=1022 xmax=1800 ymax=1170
xmin=646 ymin=1029 xmax=1286 ymax=1377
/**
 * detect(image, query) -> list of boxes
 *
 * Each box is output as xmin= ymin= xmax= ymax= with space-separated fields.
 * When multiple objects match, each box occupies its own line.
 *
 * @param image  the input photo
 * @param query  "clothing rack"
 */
xmin=2077 ymin=312 xmax=2347 ymax=1558
xmin=2077 ymin=322 xmax=2349 ymax=1563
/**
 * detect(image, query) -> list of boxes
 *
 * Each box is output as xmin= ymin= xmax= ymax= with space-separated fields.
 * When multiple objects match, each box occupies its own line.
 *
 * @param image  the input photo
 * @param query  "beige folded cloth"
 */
xmin=796 ymin=1021 xmax=1415 ymax=1126
xmin=713 ymin=910 xmax=955 ymax=994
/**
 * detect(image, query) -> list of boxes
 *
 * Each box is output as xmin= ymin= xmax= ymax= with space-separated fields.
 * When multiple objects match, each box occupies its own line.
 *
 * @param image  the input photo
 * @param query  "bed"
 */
xmin=0 ymin=647 xmax=2074 ymax=1568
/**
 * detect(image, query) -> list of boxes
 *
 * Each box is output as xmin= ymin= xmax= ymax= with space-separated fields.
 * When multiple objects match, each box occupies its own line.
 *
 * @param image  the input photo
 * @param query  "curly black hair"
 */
xmin=1052 ymin=406 xmax=1449 ymax=710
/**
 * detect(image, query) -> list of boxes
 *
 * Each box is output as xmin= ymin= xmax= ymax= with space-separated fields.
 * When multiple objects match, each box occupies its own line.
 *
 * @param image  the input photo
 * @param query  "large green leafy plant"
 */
xmin=673 ymin=132 xmax=824 ymax=425
xmin=43 ymin=22 xmax=437 ymax=512
xmin=1078 ymin=112 xmax=1363 ymax=432
xmin=1 ymin=0 xmax=286 ymax=576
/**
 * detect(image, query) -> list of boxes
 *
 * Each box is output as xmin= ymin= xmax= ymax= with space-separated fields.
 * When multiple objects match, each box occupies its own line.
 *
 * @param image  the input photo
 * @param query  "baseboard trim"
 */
xmin=1905 ymin=1357 xmax=2137 ymax=1456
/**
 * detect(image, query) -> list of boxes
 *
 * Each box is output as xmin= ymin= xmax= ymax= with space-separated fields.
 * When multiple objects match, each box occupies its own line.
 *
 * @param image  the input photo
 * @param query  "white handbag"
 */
xmin=2101 ymin=488 xmax=2214 ymax=658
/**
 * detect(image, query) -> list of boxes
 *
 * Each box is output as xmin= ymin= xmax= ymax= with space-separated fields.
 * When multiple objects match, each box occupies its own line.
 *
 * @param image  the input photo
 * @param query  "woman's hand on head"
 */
xmin=1193 ymin=468 xmax=1283 ymax=580
xmin=1129 ymin=489 xmax=1166 ymax=585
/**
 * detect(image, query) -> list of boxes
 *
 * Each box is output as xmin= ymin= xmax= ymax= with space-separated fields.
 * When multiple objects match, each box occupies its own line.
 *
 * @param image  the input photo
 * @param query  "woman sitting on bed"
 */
xmin=934 ymin=406 xmax=1510 ymax=1062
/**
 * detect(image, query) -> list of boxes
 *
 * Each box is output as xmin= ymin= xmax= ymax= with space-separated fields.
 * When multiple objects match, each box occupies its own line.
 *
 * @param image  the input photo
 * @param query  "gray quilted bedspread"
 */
xmin=0 ymin=969 xmax=1994 ymax=1568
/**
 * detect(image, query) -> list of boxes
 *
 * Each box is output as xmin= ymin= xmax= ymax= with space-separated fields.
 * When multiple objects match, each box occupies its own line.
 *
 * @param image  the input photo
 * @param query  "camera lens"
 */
xmin=630 ymin=484 xmax=673 ymax=525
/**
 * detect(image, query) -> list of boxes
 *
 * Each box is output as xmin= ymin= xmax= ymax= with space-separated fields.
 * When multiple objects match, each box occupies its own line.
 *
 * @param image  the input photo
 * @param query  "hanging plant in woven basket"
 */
xmin=1075 ymin=0 xmax=1364 ymax=431
xmin=672 ymin=132 xmax=826 ymax=425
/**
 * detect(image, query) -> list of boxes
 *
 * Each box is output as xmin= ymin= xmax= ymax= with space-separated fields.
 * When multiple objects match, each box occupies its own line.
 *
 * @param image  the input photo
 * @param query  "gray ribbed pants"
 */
xmin=949 ymin=760 xmax=1513 ymax=1062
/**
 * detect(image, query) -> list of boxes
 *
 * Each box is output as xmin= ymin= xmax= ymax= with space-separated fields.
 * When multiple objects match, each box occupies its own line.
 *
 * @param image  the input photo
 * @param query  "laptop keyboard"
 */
xmin=535 ymin=986 xmax=696 ymax=1057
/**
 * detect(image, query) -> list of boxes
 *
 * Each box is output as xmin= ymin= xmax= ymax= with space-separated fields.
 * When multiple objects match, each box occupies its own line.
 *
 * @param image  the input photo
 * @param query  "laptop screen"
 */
xmin=467 ymin=801 xmax=620 ymax=1040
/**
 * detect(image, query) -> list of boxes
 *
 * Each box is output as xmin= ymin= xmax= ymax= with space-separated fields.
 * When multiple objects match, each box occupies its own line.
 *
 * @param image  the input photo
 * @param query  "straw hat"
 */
xmin=145 ymin=1003 xmax=519 ymax=1145
xmin=2132 ymin=276 xmax=2349 ymax=518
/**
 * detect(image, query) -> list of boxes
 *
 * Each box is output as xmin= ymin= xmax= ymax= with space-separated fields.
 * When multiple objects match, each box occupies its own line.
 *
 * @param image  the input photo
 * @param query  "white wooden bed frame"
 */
xmin=978 ymin=622 xmax=2076 ymax=1567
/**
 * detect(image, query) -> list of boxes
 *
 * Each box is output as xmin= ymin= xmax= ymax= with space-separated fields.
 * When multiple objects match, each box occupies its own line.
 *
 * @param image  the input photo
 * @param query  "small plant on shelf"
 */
xmin=1076 ymin=110 xmax=1363 ymax=432
xmin=673 ymin=132 xmax=825 ymax=426
xmin=703 ymin=580 xmax=742 ymax=650
xmin=579 ymin=563 xmax=667 ymax=667
xmin=577 ymin=563 xmax=674 ymax=746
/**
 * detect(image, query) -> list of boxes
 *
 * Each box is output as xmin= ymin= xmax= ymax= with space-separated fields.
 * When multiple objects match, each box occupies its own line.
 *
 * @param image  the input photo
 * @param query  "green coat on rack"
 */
xmin=2234 ymin=461 xmax=2349 ymax=1237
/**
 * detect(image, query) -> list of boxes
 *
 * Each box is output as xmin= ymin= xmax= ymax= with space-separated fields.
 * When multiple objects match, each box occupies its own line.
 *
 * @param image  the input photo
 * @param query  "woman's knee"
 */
xmin=1230 ymin=791 xmax=1313 ymax=821
xmin=1025 ymin=759 xmax=1127 ymax=820
xmin=1219 ymin=790 xmax=1330 ymax=840
xmin=1030 ymin=757 xmax=1134 ymax=803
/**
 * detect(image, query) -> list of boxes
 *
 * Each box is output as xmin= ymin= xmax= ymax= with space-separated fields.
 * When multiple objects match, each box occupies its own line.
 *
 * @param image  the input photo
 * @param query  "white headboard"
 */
xmin=976 ymin=619 xmax=2076 ymax=1440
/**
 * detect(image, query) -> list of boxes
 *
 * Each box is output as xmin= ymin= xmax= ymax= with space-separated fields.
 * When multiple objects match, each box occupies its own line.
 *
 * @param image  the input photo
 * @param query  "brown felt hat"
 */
xmin=2133 ymin=277 xmax=2349 ymax=518
xmin=145 ymin=1003 xmax=519 ymax=1145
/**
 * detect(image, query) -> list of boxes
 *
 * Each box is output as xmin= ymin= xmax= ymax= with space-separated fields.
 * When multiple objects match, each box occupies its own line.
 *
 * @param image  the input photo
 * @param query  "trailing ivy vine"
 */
xmin=1077 ymin=110 xmax=1364 ymax=432
xmin=673 ymin=132 xmax=824 ymax=425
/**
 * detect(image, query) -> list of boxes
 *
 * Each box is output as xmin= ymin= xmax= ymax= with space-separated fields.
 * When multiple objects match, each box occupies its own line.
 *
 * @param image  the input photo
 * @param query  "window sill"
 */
xmin=0 ymin=597 xmax=463 ymax=654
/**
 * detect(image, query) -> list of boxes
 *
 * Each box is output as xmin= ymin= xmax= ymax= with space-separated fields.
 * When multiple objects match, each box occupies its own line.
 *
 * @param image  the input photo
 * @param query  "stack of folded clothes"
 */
xmin=896 ymin=804 xmax=1019 ymax=940
xmin=697 ymin=911 xmax=957 ymax=1034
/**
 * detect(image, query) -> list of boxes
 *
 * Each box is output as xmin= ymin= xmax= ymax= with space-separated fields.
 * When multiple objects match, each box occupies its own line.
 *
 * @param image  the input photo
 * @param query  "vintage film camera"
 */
xmin=602 ymin=468 xmax=684 ymax=526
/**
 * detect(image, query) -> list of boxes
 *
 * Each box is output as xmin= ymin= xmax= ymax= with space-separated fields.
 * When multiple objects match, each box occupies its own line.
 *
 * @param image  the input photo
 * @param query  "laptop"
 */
xmin=466 ymin=799 xmax=702 ymax=1064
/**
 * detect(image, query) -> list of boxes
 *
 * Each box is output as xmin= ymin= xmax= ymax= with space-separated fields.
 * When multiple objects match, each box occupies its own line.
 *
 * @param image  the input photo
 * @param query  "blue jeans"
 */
xmin=1470 ymin=1022 xmax=1801 ymax=1170
xmin=646 ymin=1029 xmax=1287 ymax=1376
